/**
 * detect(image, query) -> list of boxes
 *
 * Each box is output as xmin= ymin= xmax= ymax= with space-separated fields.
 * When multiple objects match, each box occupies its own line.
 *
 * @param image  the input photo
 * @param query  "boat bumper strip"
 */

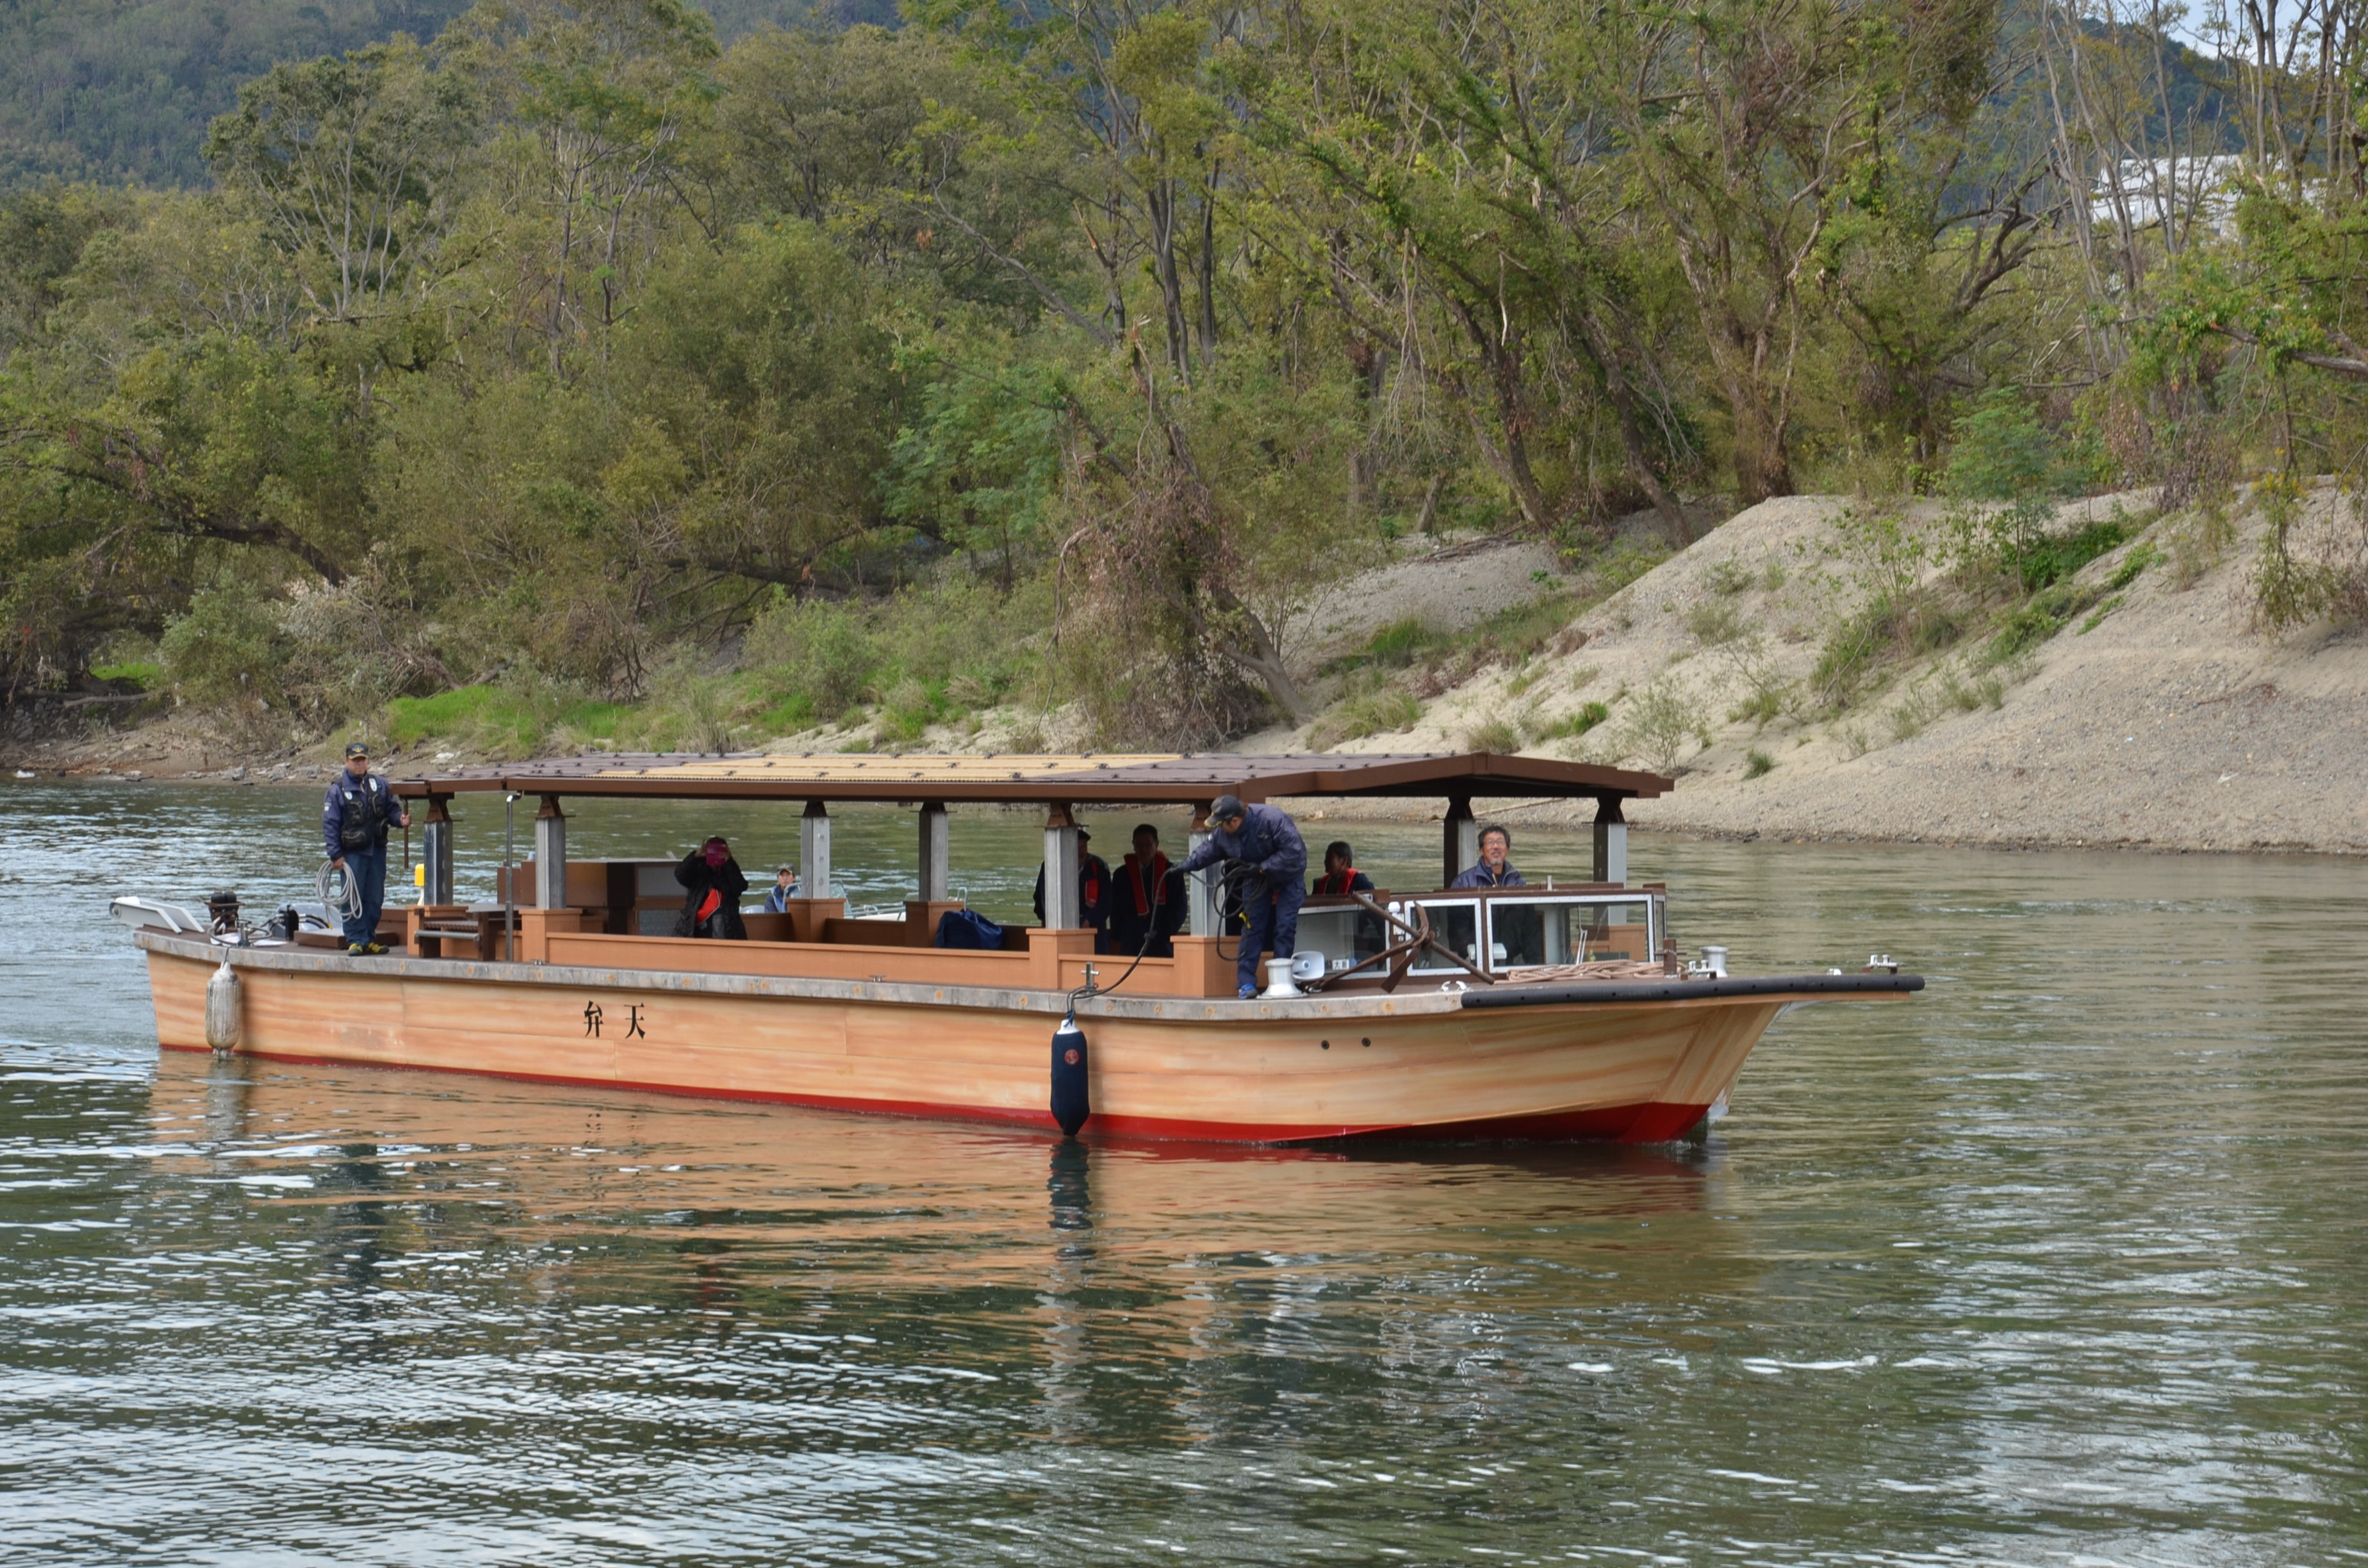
xmin=1461 ymin=972 xmax=1925 ymax=1008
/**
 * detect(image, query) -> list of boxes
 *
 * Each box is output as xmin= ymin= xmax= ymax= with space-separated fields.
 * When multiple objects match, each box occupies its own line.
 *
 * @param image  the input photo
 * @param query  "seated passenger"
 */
xmin=1110 ymin=823 xmax=1187 ymax=958
xmin=1310 ymin=840 xmax=1374 ymax=897
xmin=1034 ymin=826 xmax=1115 ymax=952
xmin=762 ymin=863 xmax=800 ymax=913
xmin=674 ymin=837 xmax=749 ymax=939
xmin=1449 ymin=824 xmax=1527 ymax=889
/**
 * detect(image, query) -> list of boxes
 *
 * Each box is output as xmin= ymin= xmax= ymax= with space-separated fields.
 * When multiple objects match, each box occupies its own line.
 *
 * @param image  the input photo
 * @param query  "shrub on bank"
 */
xmin=382 ymin=683 xmax=627 ymax=755
xmin=1304 ymin=685 xmax=1422 ymax=748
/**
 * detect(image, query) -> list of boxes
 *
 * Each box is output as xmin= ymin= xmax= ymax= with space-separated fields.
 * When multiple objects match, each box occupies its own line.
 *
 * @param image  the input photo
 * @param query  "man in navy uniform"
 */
xmin=324 ymin=742 xmax=410 ymax=955
xmin=1177 ymin=794 xmax=1307 ymax=999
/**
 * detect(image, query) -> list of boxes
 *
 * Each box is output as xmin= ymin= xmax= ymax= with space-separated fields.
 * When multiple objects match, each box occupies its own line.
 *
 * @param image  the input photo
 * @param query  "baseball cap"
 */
xmin=343 ymin=742 xmax=370 ymax=758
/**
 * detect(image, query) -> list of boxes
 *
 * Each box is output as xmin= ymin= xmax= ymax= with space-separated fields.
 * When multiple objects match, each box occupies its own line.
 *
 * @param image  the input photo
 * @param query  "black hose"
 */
xmin=1069 ymin=919 xmax=1158 ymax=1009
xmin=1212 ymin=860 xmax=1265 ymax=963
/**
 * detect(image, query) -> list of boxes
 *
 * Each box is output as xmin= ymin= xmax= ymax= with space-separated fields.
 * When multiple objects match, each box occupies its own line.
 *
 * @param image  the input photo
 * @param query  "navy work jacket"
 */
xmin=1178 ymin=803 xmax=1307 ymax=884
xmin=1448 ymin=861 xmax=1526 ymax=888
xmin=323 ymin=771 xmax=402 ymax=861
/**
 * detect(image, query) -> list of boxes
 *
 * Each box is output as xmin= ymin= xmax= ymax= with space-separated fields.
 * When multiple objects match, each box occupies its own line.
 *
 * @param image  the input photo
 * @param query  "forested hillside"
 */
xmin=1 ymin=0 xmax=2364 ymax=765
xmin=0 ymin=0 xmax=888 ymax=188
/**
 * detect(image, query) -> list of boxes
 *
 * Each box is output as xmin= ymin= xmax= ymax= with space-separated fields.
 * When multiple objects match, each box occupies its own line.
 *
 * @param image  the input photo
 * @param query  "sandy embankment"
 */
xmin=1278 ymin=491 xmax=2368 ymax=856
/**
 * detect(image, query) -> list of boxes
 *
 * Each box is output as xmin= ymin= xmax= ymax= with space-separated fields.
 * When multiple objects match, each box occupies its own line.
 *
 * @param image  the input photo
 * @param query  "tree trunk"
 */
xmin=1568 ymin=308 xmax=1692 ymax=543
xmin=1147 ymin=176 xmax=1192 ymax=379
xmin=1414 ymin=473 xmax=1445 ymax=534
xmin=1726 ymin=381 xmax=1793 ymax=506
xmin=1443 ymin=297 xmax=1555 ymax=532
xmin=1195 ymin=165 xmax=1219 ymax=366
xmin=1204 ymin=581 xmax=1310 ymax=721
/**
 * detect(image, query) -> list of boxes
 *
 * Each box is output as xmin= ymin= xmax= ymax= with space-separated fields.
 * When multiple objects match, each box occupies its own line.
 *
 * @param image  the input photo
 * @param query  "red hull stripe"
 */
xmin=160 ymin=1042 xmax=1709 ymax=1145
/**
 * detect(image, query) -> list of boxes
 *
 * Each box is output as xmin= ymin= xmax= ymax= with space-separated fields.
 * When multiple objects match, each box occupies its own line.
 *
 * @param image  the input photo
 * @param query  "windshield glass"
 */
xmin=1488 ymin=899 xmax=1657 ymax=968
xmin=1406 ymin=900 xmax=1480 ymax=972
xmin=1295 ymin=903 xmax=1391 ymax=973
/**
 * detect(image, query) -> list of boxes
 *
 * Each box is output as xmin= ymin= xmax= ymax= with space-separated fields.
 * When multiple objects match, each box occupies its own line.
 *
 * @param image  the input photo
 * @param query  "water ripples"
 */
xmin=1 ymin=783 xmax=2363 ymax=1564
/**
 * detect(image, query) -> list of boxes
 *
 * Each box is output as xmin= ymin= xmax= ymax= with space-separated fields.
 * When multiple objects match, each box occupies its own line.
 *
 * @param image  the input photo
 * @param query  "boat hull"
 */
xmin=136 ymin=934 xmax=1868 ymax=1144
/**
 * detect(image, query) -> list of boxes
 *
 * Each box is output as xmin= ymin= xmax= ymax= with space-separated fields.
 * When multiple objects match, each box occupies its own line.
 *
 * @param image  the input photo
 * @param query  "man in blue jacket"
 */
xmin=1177 ymin=794 xmax=1308 ymax=999
xmin=1449 ymin=824 xmax=1526 ymax=888
xmin=324 ymin=742 xmax=410 ymax=955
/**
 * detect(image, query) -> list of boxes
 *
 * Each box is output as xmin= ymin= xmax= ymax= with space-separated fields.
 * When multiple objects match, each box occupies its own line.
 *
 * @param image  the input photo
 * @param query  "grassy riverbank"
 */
xmin=12 ymin=484 xmax=2363 ymax=857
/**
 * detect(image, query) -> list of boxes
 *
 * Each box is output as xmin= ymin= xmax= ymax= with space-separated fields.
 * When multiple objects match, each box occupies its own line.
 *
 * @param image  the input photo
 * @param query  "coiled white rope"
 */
xmin=317 ymin=860 xmax=364 ymax=926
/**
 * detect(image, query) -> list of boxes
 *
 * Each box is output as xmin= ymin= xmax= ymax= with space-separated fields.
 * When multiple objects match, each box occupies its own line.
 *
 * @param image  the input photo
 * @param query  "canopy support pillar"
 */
xmin=917 ymin=801 xmax=950 ymax=902
xmin=801 ymin=801 xmax=832 ymax=899
xmin=1185 ymin=806 xmax=1217 ymax=938
xmin=1042 ymin=803 xmax=1082 ymax=929
xmin=1443 ymin=795 xmax=1476 ymax=889
xmin=1591 ymin=796 xmax=1628 ymax=886
xmin=533 ymin=795 xmax=567 ymax=909
xmin=422 ymin=796 xmax=455 ymax=906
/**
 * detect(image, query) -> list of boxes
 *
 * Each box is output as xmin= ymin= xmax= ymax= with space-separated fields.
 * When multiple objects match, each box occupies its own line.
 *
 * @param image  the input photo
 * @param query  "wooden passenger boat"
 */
xmin=127 ymin=752 xmax=1921 ymax=1144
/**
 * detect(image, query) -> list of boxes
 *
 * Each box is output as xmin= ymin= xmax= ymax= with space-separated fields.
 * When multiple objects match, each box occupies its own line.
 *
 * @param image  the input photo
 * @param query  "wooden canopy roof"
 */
xmin=388 ymin=751 xmax=1669 ymax=807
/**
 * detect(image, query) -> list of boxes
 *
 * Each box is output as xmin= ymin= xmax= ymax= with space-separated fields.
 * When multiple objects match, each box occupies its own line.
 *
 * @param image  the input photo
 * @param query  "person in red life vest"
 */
xmin=1310 ymin=840 xmax=1374 ymax=897
xmin=1033 ymin=827 xmax=1115 ymax=952
xmin=1110 ymin=823 xmax=1187 ymax=957
xmin=673 ymin=837 xmax=749 ymax=939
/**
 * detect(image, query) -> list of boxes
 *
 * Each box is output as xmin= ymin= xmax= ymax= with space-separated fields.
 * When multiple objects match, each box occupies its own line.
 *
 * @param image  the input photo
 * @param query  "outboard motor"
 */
xmin=205 ymin=891 xmax=240 ymax=936
xmin=275 ymin=905 xmax=302 ymax=943
xmin=1050 ymin=1009 xmax=1090 ymax=1138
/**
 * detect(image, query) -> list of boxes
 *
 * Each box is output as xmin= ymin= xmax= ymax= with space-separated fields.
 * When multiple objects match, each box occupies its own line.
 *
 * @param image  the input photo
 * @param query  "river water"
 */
xmin=1 ymin=780 xmax=2362 ymax=1565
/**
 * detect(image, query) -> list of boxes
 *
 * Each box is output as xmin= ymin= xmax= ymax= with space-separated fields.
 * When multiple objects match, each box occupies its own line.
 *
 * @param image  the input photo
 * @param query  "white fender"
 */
xmin=204 ymin=957 xmax=242 ymax=1055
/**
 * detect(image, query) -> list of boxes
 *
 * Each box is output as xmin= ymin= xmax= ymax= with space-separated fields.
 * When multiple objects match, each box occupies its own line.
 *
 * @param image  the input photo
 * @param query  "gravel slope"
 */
xmin=1313 ymin=491 xmax=2368 ymax=855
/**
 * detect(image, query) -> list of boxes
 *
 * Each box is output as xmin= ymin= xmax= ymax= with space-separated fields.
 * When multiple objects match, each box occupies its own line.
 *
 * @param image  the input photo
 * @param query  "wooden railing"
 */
xmin=532 ymin=927 xmax=1240 ymax=998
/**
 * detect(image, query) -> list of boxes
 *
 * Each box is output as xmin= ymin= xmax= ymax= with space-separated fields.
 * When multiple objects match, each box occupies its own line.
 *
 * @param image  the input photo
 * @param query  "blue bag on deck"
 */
xmin=935 ymin=909 xmax=1005 ymax=949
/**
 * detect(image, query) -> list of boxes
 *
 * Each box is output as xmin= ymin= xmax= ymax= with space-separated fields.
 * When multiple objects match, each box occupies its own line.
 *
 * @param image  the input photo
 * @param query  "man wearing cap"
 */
xmin=762 ymin=863 xmax=801 ymax=913
xmin=323 ymin=742 xmax=410 ymax=956
xmin=1177 ymin=794 xmax=1308 ymax=999
xmin=1034 ymin=828 xmax=1114 ymax=952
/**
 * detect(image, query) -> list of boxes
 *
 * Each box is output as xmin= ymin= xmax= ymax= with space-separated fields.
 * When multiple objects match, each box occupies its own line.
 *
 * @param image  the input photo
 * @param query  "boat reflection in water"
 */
xmin=149 ymin=1048 xmax=1731 ymax=1305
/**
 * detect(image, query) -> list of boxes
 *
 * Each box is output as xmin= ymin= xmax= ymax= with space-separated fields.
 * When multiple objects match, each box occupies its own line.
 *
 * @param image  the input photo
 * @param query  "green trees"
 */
xmin=1279 ymin=0 xmax=1695 ymax=541
xmin=204 ymin=40 xmax=477 ymax=326
xmin=2 ymin=0 xmax=2365 ymax=742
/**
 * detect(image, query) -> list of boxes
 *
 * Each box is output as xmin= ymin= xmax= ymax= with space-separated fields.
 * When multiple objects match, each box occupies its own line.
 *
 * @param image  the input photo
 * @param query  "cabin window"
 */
xmin=1486 ymin=897 xmax=1659 ymax=968
xmin=1404 ymin=900 xmax=1482 ymax=972
xmin=1295 ymin=903 xmax=1391 ymax=972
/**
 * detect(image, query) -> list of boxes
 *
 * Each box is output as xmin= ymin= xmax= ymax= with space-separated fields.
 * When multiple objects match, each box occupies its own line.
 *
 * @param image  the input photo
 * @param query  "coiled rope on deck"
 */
xmin=317 ymin=860 xmax=364 ymax=926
